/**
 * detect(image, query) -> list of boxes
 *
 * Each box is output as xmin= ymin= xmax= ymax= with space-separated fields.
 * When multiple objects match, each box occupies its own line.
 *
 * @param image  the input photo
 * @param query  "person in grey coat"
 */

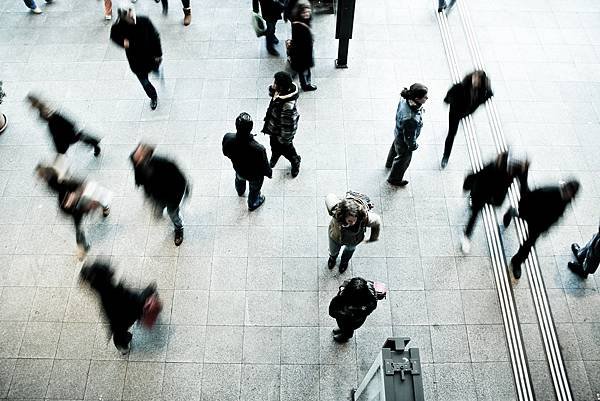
xmin=569 ymin=224 xmax=600 ymax=279
xmin=385 ymin=83 xmax=428 ymax=187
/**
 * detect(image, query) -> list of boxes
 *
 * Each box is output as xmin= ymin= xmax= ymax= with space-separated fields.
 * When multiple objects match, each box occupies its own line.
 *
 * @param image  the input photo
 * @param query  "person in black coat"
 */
xmin=461 ymin=152 xmax=529 ymax=253
xmin=504 ymin=180 xmax=580 ymax=279
xmin=222 ymin=113 xmax=272 ymax=211
xmin=79 ymin=260 xmax=159 ymax=354
xmin=328 ymin=277 xmax=378 ymax=343
xmin=110 ymin=7 xmax=163 ymax=110
xmin=569 ymin=224 xmax=600 ymax=279
xmin=290 ymin=3 xmax=316 ymax=91
xmin=130 ymin=143 xmax=189 ymax=246
xmin=441 ymin=70 xmax=493 ymax=168
xmin=27 ymin=94 xmax=101 ymax=157
xmin=253 ymin=0 xmax=284 ymax=56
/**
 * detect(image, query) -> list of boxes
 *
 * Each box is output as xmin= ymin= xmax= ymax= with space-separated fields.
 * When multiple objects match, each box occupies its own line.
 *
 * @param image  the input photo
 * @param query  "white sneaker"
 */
xmin=105 ymin=14 xmax=112 ymax=20
xmin=31 ymin=6 xmax=42 ymax=13
xmin=461 ymin=236 xmax=471 ymax=254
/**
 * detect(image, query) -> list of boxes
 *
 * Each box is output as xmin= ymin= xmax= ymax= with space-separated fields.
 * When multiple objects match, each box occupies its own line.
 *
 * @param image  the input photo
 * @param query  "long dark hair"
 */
xmin=400 ymin=83 xmax=428 ymax=101
xmin=333 ymin=199 xmax=367 ymax=227
xmin=342 ymin=277 xmax=375 ymax=306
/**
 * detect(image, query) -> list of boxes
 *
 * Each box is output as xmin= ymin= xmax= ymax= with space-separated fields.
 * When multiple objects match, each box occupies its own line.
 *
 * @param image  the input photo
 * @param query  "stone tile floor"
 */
xmin=0 ymin=0 xmax=599 ymax=400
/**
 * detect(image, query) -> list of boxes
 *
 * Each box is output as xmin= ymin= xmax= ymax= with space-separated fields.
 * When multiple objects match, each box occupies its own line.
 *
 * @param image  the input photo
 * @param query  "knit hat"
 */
xmin=274 ymin=71 xmax=293 ymax=92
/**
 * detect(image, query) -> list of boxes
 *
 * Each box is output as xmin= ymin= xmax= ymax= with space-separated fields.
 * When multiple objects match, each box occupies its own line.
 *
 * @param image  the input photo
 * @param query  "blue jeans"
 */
xmin=235 ymin=174 xmax=264 ymax=208
xmin=23 ymin=0 xmax=37 ymax=9
xmin=329 ymin=237 xmax=357 ymax=264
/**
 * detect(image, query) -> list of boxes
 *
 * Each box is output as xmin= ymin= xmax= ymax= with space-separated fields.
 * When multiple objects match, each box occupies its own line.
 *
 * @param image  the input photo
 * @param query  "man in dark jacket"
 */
xmin=569 ymin=225 xmax=600 ymax=279
xmin=504 ymin=180 xmax=580 ymax=279
xmin=223 ymin=113 xmax=272 ymax=211
xmin=130 ymin=143 xmax=189 ymax=246
xmin=262 ymin=72 xmax=301 ymax=177
xmin=253 ymin=0 xmax=283 ymax=56
xmin=27 ymin=94 xmax=101 ymax=157
xmin=441 ymin=70 xmax=493 ymax=168
xmin=461 ymin=152 xmax=529 ymax=253
xmin=290 ymin=3 xmax=316 ymax=91
xmin=80 ymin=260 xmax=158 ymax=354
xmin=110 ymin=7 xmax=163 ymax=110
xmin=329 ymin=277 xmax=378 ymax=343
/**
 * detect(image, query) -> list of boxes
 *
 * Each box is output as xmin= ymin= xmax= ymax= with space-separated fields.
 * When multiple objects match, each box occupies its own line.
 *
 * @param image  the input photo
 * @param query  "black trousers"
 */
xmin=77 ymin=132 xmax=100 ymax=150
xmin=464 ymin=202 xmax=484 ymax=238
xmin=136 ymin=72 xmax=158 ymax=101
xmin=511 ymin=224 xmax=542 ymax=267
xmin=443 ymin=107 xmax=465 ymax=161
xmin=270 ymin=136 xmax=299 ymax=165
xmin=265 ymin=20 xmax=277 ymax=50
xmin=298 ymin=69 xmax=312 ymax=88
xmin=335 ymin=316 xmax=366 ymax=340
xmin=235 ymin=174 xmax=264 ymax=208
xmin=160 ymin=0 xmax=190 ymax=13
xmin=386 ymin=139 xmax=412 ymax=182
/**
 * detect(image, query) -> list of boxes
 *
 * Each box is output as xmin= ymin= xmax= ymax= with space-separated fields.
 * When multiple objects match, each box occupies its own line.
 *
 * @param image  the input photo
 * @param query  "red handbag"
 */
xmin=141 ymin=294 xmax=162 ymax=328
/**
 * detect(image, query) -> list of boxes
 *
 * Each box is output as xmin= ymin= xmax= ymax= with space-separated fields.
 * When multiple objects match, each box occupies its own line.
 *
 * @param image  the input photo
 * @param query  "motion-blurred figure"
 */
xmin=569 ymin=224 xmax=600 ymax=279
xmin=438 ymin=0 xmax=456 ymax=13
xmin=328 ymin=277 xmax=378 ymax=343
xmin=130 ymin=143 xmax=189 ymax=246
xmin=253 ymin=0 xmax=284 ymax=56
xmin=504 ymin=180 xmax=580 ymax=279
xmin=154 ymin=0 xmax=192 ymax=25
xmin=110 ymin=6 xmax=163 ymax=110
xmin=23 ymin=0 xmax=52 ymax=14
xmin=385 ymin=83 xmax=428 ymax=187
xmin=441 ymin=70 xmax=493 ymax=168
xmin=80 ymin=260 xmax=161 ymax=355
xmin=461 ymin=152 xmax=529 ymax=253
xmin=289 ymin=3 xmax=317 ymax=91
xmin=222 ymin=113 xmax=272 ymax=211
xmin=36 ymin=164 xmax=111 ymax=259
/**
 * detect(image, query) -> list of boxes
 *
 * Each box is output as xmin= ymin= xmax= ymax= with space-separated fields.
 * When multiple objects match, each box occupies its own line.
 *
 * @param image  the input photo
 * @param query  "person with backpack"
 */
xmin=222 ymin=112 xmax=273 ymax=211
xmin=79 ymin=260 xmax=161 ymax=355
xmin=569 ymin=224 xmax=600 ymax=279
xmin=325 ymin=192 xmax=381 ymax=273
xmin=262 ymin=71 xmax=302 ymax=177
xmin=328 ymin=277 xmax=379 ymax=342
xmin=385 ymin=83 xmax=428 ymax=187
xmin=289 ymin=3 xmax=317 ymax=91
xmin=252 ymin=0 xmax=284 ymax=56
xmin=441 ymin=70 xmax=493 ymax=169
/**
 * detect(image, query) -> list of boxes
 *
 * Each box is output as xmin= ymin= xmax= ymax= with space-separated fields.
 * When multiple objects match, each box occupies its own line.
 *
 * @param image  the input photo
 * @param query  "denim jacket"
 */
xmin=394 ymin=99 xmax=423 ymax=151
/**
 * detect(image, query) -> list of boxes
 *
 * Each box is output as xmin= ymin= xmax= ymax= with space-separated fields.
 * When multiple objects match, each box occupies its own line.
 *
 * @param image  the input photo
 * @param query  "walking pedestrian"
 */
xmin=325 ymin=192 xmax=381 ymax=273
xmin=110 ymin=6 xmax=163 ymax=110
xmin=130 ymin=143 xmax=189 ymax=246
xmin=289 ymin=3 xmax=317 ymax=91
xmin=328 ymin=277 xmax=378 ymax=342
xmin=262 ymin=72 xmax=301 ymax=177
xmin=153 ymin=0 xmax=192 ymax=25
xmin=441 ymin=70 xmax=493 ymax=168
xmin=27 ymin=94 xmax=102 ymax=158
xmin=35 ymin=164 xmax=112 ymax=259
xmin=385 ymin=83 xmax=428 ymax=187
xmin=504 ymin=180 xmax=580 ymax=279
xmin=79 ymin=260 xmax=161 ymax=355
xmin=461 ymin=152 xmax=529 ymax=253
xmin=222 ymin=113 xmax=272 ymax=211
xmin=252 ymin=0 xmax=284 ymax=56
xmin=569 ymin=224 xmax=600 ymax=279
xmin=23 ymin=0 xmax=52 ymax=14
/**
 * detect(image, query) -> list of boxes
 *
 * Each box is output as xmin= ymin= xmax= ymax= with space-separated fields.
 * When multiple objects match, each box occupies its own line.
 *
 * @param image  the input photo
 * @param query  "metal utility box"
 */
xmin=352 ymin=337 xmax=425 ymax=401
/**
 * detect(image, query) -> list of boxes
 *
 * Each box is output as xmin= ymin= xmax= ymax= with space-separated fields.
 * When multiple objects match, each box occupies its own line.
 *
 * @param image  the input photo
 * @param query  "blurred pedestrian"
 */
xmin=23 ymin=0 xmax=52 ymax=14
xmin=461 ymin=152 xmax=529 ymax=253
xmin=222 ymin=113 xmax=272 ymax=211
xmin=289 ymin=3 xmax=317 ymax=91
xmin=569 ymin=224 xmax=600 ymax=279
xmin=154 ymin=0 xmax=192 ymax=25
xmin=385 ymin=83 xmax=428 ymax=187
xmin=36 ymin=164 xmax=112 ymax=259
xmin=262 ymin=72 xmax=301 ymax=177
xmin=441 ymin=70 xmax=493 ymax=168
xmin=27 ymin=94 xmax=101 ymax=160
xmin=130 ymin=143 xmax=189 ymax=246
xmin=79 ymin=260 xmax=161 ymax=355
xmin=110 ymin=6 xmax=163 ymax=110
xmin=325 ymin=192 xmax=381 ymax=273
xmin=328 ymin=277 xmax=378 ymax=342
xmin=504 ymin=180 xmax=580 ymax=279
xmin=438 ymin=0 xmax=456 ymax=13
xmin=252 ymin=0 xmax=284 ymax=56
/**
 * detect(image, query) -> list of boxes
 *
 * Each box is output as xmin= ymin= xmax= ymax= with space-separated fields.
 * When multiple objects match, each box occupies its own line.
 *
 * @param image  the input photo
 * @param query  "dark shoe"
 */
xmin=267 ymin=47 xmax=280 ymax=56
xmin=150 ymin=98 xmax=158 ymax=110
xmin=440 ymin=157 xmax=448 ymax=169
xmin=183 ymin=7 xmax=191 ymax=26
xmin=102 ymin=206 xmax=110 ymax=217
xmin=503 ymin=208 xmax=514 ymax=228
xmin=302 ymin=84 xmax=317 ymax=92
xmin=387 ymin=179 xmax=408 ymax=187
xmin=269 ymin=155 xmax=280 ymax=168
xmin=339 ymin=261 xmax=349 ymax=274
xmin=249 ymin=195 xmax=266 ymax=211
xmin=332 ymin=328 xmax=342 ymax=335
xmin=333 ymin=334 xmax=350 ymax=343
xmin=438 ymin=5 xmax=446 ymax=12
xmin=291 ymin=156 xmax=301 ymax=178
xmin=328 ymin=256 xmax=336 ymax=269
xmin=571 ymin=243 xmax=581 ymax=260
xmin=174 ymin=228 xmax=184 ymax=246
xmin=94 ymin=146 xmax=101 ymax=157
xmin=568 ymin=262 xmax=588 ymax=279
xmin=511 ymin=257 xmax=522 ymax=279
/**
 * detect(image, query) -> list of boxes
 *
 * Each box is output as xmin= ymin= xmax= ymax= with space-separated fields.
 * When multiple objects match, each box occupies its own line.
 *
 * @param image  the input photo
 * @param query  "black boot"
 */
xmin=291 ymin=155 xmax=301 ymax=178
xmin=511 ymin=257 xmax=522 ymax=279
xmin=327 ymin=256 xmax=336 ymax=269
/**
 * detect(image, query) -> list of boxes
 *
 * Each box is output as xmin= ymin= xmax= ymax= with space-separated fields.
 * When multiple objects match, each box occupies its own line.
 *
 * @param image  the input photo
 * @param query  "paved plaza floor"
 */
xmin=0 ymin=0 xmax=599 ymax=400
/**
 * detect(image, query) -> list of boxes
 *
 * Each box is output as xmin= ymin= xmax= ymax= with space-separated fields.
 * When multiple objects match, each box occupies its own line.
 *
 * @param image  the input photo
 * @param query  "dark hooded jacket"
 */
xmin=222 ymin=132 xmax=272 ymax=180
xmin=290 ymin=19 xmax=314 ymax=72
xmin=329 ymin=279 xmax=378 ymax=330
xmin=130 ymin=154 xmax=188 ymax=208
xmin=110 ymin=16 xmax=162 ymax=75
xmin=518 ymin=186 xmax=570 ymax=234
xmin=46 ymin=112 xmax=82 ymax=154
xmin=444 ymin=73 xmax=493 ymax=117
xmin=262 ymin=83 xmax=300 ymax=144
xmin=252 ymin=0 xmax=284 ymax=21
xmin=463 ymin=159 xmax=529 ymax=207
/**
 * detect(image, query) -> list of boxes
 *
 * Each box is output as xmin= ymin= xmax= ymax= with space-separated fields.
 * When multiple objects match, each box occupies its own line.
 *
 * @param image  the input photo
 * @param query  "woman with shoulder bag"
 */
xmin=289 ymin=3 xmax=317 ymax=91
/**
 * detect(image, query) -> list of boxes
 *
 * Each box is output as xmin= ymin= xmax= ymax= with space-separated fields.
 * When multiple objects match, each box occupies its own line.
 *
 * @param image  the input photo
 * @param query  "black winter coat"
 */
xmin=131 ymin=155 xmax=188 ymax=208
xmin=290 ymin=20 xmax=314 ymax=72
xmin=328 ymin=285 xmax=377 ymax=330
xmin=46 ymin=112 xmax=81 ymax=154
xmin=46 ymin=175 xmax=86 ymax=229
xmin=518 ymin=187 xmax=569 ymax=234
xmin=222 ymin=133 xmax=273 ymax=180
xmin=444 ymin=76 xmax=493 ymax=117
xmin=253 ymin=0 xmax=283 ymax=21
xmin=463 ymin=160 xmax=528 ymax=207
xmin=262 ymin=84 xmax=300 ymax=144
xmin=110 ymin=16 xmax=162 ymax=75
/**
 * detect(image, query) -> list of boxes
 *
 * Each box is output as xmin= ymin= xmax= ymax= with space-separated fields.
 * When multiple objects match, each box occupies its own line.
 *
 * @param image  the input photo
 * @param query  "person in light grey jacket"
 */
xmin=325 ymin=192 xmax=381 ymax=273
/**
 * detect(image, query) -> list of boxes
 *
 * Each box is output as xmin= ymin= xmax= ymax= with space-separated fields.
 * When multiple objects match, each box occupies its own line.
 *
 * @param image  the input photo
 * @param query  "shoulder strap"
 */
xmin=292 ymin=21 xmax=310 ymax=30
